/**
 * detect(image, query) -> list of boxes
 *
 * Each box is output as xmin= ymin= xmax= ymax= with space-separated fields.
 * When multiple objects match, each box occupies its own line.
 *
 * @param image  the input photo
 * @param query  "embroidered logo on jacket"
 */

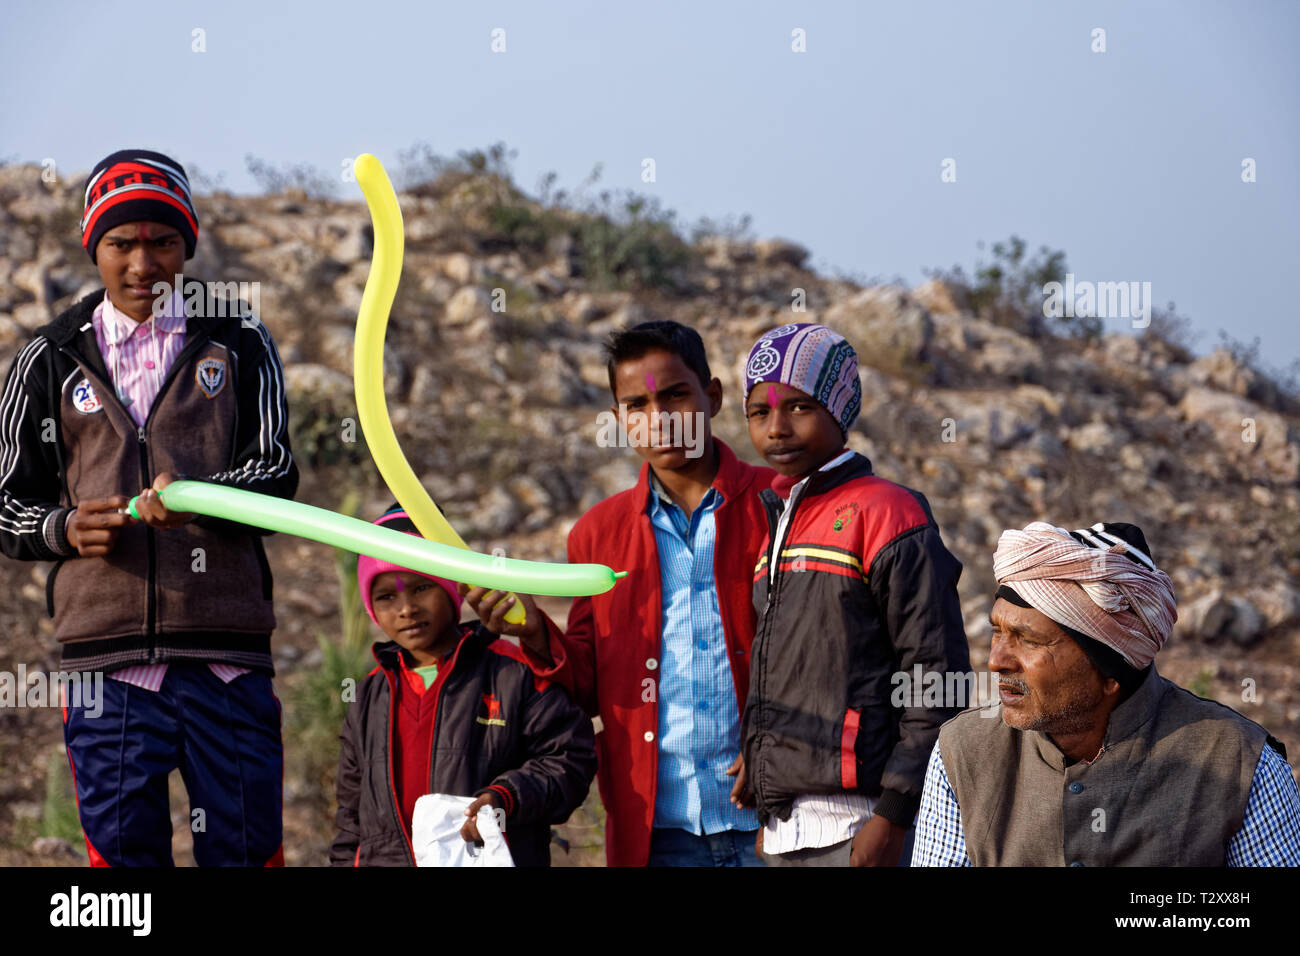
xmin=195 ymin=358 xmax=227 ymax=398
xmin=833 ymin=501 xmax=860 ymax=531
xmin=72 ymin=379 xmax=102 ymax=414
xmin=477 ymin=693 xmax=506 ymax=727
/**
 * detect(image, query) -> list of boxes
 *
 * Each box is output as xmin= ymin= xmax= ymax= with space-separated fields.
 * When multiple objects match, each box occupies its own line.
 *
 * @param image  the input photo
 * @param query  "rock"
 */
xmin=485 ymin=252 xmax=526 ymax=281
xmin=920 ymin=456 xmax=961 ymax=495
xmin=0 ymin=314 xmax=23 ymax=350
xmin=975 ymin=337 xmax=1044 ymax=381
xmin=1063 ymin=421 xmax=1128 ymax=455
xmin=405 ymin=365 xmax=442 ymax=406
xmin=420 ymin=272 xmax=456 ymax=303
xmin=1225 ymin=596 xmax=1265 ymax=646
xmin=948 ymin=393 xmax=1044 ymax=450
xmin=215 ymin=223 xmax=273 ymax=250
xmin=284 ymin=363 xmax=354 ymax=399
xmin=531 ymin=351 xmax=593 ymax=405
xmin=698 ymin=236 xmax=750 ymax=270
xmin=529 ymin=267 xmax=567 ymax=296
xmin=13 ymin=302 xmax=49 ymax=331
xmin=824 ymin=286 xmax=934 ymax=365
xmin=581 ymin=459 xmax=641 ymax=509
xmin=913 ymin=278 xmax=971 ymax=316
xmin=1100 ymin=333 xmax=1147 ymax=369
xmin=462 ymin=486 xmax=523 ymax=538
xmin=313 ymin=325 xmax=357 ymax=371
xmin=445 ymin=286 xmax=491 ymax=327
xmin=562 ymin=293 xmax=603 ymax=324
xmin=12 ymin=258 xmax=56 ymax=305
xmin=1188 ymin=347 xmax=1256 ymax=397
xmin=329 ymin=223 xmax=372 ymax=265
xmin=1178 ymin=386 xmax=1298 ymax=481
xmin=0 ymin=225 xmax=37 ymax=261
xmin=1250 ymin=582 xmax=1300 ymax=629
xmin=30 ymin=836 xmax=80 ymax=859
xmin=754 ymin=238 xmax=809 ymax=268
xmin=9 ymin=192 xmax=65 ymax=222
xmin=857 ymin=365 xmax=893 ymax=418
xmin=442 ymin=252 xmax=481 ymax=285
xmin=245 ymin=239 xmax=330 ymax=282
xmin=1177 ymin=590 xmax=1266 ymax=646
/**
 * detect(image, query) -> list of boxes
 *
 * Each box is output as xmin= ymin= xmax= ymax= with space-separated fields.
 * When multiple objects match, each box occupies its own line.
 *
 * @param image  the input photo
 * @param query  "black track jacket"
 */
xmin=742 ymin=453 xmax=971 ymax=829
xmin=330 ymin=625 xmax=597 ymax=867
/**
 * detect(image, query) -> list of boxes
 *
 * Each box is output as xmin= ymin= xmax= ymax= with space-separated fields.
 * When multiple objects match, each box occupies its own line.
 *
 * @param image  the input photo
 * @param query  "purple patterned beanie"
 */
xmin=743 ymin=323 xmax=862 ymax=434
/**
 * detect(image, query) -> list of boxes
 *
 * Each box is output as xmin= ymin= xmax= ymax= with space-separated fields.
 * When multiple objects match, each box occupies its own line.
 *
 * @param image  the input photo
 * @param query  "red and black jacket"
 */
xmin=741 ymin=452 xmax=971 ymax=829
xmin=330 ymin=623 xmax=597 ymax=867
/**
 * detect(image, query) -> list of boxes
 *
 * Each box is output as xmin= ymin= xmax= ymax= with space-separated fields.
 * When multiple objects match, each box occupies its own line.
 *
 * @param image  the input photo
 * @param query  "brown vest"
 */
xmin=51 ymin=331 xmax=275 ymax=648
xmin=938 ymin=667 xmax=1267 ymax=866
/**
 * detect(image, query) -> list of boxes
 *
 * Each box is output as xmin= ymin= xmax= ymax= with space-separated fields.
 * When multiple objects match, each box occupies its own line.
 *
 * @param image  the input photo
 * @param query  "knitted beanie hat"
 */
xmin=743 ymin=323 xmax=862 ymax=435
xmin=357 ymin=508 xmax=464 ymax=626
xmin=81 ymin=149 xmax=198 ymax=262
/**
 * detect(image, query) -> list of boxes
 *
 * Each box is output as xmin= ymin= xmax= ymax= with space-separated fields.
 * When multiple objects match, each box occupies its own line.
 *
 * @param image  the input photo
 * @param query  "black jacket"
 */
xmin=742 ymin=453 xmax=971 ymax=829
xmin=330 ymin=625 xmax=598 ymax=867
xmin=0 ymin=288 xmax=298 ymax=670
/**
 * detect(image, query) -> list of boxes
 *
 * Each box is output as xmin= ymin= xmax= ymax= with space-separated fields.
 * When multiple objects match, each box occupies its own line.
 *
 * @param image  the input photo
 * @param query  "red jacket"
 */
xmin=526 ymin=439 xmax=775 ymax=866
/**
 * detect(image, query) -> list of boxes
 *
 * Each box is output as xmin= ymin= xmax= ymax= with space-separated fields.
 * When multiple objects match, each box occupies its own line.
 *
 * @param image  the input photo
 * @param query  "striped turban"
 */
xmin=993 ymin=521 xmax=1177 ymax=671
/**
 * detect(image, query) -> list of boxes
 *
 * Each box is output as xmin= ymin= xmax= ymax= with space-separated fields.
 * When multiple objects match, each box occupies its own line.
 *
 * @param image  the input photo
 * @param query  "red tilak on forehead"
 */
xmin=394 ymin=576 xmax=405 ymax=592
xmin=767 ymin=384 xmax=782 ymax=407
xmin=646 ymin=374 xmax=656 ymax=392
xmin=138 ymin=224 xmax=151 ymax=240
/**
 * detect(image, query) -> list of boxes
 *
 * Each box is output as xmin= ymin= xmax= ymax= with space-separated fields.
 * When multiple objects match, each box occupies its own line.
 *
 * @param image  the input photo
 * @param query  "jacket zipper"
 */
xmin=137 ymin=426 xmax=156 ymax=655
xmin=60 ymin=328 xmax=215 ymax=661
xmin=135 ymin=334 xmax=212 ymax=659
xmin=751 ymin=482 xmax=813 ymax=802
xmin=380 ymin=666 xmax=415 ymax=865
xmin=382 ymin=632 xmax=471 ymax=866
xmin=423 ymin=634 xmax=471 ymax=813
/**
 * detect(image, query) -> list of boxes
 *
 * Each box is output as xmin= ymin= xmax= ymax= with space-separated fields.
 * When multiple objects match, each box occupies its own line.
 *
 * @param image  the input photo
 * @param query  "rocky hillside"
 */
xmin=1 ymin=160 xmax=1297 ymax=864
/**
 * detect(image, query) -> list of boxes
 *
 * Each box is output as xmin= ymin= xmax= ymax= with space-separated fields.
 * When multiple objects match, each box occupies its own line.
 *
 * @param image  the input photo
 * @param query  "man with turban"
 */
xmin=912 ymin=521 xmax=1300 ymax=866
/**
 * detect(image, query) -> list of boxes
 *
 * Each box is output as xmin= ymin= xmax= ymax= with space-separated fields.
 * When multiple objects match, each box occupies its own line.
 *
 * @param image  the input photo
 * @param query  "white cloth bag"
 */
xmin=412 ymin=793 xmax=514 ymax=867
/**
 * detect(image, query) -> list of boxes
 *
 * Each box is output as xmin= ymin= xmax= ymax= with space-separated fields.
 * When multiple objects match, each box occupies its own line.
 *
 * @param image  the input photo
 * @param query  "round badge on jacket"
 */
xmin=72 ymin=378 xmax=103 ymax=414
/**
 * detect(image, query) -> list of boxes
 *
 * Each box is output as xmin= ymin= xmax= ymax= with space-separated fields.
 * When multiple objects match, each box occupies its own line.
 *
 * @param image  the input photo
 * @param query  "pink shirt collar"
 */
xmin=99 ymin=290 xmax=187 ymax=345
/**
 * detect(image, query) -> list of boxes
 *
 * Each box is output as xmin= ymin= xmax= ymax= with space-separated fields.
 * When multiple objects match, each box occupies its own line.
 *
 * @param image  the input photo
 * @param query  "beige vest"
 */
xmin=938 ymin=667 xmax=1268 ymax=866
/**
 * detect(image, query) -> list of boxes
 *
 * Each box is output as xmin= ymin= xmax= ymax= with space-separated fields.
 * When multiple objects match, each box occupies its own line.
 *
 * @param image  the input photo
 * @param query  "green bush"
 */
xmin=41 ymin=745 xmax=83 ymax=843
xmin=929 ymin=235 xmax=1080 ymax=337
xmin=288 ymin=390 xmax=370 ymax=474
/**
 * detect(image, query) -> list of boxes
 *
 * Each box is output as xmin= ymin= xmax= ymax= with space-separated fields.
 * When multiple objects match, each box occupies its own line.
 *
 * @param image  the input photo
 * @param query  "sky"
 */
xmin=3 ymin=0 xmax=1297 ymax=364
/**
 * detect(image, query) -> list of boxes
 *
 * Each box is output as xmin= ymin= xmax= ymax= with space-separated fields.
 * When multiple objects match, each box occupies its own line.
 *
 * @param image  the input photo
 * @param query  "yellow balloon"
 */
xmin=352 ymin=153 xmax=528 ymax=625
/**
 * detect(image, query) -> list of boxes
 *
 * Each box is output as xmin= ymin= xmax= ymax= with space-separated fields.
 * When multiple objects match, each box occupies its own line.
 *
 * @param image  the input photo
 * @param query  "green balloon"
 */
xmin=127 ymin=481 xmax=624 ymax=597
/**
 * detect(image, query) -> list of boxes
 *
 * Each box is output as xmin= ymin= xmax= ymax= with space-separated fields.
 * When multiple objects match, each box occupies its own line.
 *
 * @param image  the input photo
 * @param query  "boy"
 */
xmin=0 ymin=149 xmax=297 ymax=866
xmin=739 ymin=323 xmax=971 ymax=866
xmin=463 ymin=320 xmax=775 ymax=866
xmin=330 ymin=507 xmax=597 ymax=867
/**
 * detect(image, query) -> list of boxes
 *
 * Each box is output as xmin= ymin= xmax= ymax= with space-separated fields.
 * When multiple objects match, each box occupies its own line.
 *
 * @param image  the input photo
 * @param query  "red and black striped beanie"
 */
xmin=81 ymin=149 xmax=199 ymax=263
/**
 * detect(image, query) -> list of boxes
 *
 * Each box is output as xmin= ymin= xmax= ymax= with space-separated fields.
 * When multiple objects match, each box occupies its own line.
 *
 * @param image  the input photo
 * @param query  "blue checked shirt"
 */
xmin=912 ymin=741 xmax=1300 ymax=866
xmin=647 ymin=476 xmax=758 ymax=836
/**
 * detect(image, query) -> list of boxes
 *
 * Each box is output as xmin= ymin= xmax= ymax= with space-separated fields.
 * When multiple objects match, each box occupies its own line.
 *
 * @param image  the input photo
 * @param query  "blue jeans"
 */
xmin=648 ymin=827 xmax=766 ymax=867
